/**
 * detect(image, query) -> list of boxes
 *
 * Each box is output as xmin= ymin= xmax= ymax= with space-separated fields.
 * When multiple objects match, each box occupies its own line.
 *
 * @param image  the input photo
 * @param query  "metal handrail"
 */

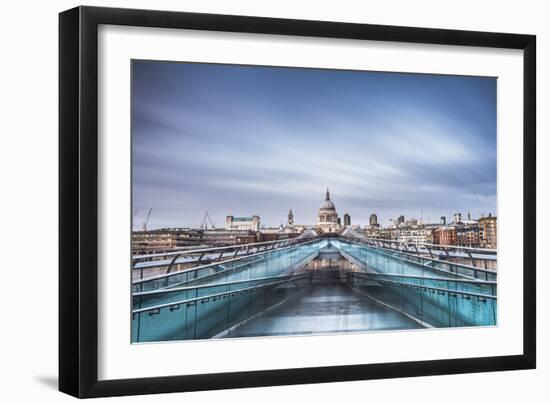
xmin=132 ymin=238 xmax=321 ymax=285
xmin=352 ymin=271 xmax=497 ymax=285
xmin=133 ymin=274 xmax=311 ymax=314
xmin=361 ymin=237 xmax=497 ymax=254
xmin=339 ymin=247 xmax=479 ymax=282
xmin=365 ymin=276 xmax=497 ymax=300
xmin=132 ymin=236 xmax=317 ymax=272
xmin=340 ymin=237 xmax=497 ymax=276
xmin=133 ymin=273 xmax=303 ymax=296
xmin=133 ymin=238 xmax=301 ymax=261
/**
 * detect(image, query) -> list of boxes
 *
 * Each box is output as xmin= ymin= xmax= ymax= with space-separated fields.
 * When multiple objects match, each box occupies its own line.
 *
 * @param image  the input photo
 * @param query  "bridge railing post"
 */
xmin=166 ymin=253 xmax=183 ymax=274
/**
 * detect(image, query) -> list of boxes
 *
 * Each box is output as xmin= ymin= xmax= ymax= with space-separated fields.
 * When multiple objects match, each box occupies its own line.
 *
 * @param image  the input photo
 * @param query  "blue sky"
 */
xmin=132 ymin=60 xmax=496 ymax=229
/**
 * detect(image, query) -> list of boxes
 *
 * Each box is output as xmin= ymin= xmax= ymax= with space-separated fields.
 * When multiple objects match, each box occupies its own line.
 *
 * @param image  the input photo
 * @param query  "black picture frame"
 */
xmin=59 ymin=5 xmax=536 ymax=398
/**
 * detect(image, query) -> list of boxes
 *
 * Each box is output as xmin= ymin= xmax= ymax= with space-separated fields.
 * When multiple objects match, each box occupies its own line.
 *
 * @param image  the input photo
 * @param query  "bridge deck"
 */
xmin=223 ymin=283 xmax=423 ymax=338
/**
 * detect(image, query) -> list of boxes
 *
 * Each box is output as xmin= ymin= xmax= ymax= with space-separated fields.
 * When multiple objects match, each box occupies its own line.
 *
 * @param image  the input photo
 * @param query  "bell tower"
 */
xmin=288 ymin=209 xmax=294 ymax=225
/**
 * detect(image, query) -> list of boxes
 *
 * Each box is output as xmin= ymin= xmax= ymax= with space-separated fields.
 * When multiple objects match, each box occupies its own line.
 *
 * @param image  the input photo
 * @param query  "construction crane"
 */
xmin=142 ymin=208 xmax=152 ymax=231
xmin=200 ymin=211 xmax=215 ymax=230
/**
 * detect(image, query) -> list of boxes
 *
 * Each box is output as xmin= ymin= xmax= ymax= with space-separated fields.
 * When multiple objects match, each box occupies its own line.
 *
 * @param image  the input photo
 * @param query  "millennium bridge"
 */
xmin=132 ymin=233 xmax=497 ymax=342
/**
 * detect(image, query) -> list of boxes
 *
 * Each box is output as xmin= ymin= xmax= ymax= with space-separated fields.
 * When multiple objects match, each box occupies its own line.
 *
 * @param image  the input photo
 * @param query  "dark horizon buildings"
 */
xmin=132 ymin=190 xmax=497 ymax=254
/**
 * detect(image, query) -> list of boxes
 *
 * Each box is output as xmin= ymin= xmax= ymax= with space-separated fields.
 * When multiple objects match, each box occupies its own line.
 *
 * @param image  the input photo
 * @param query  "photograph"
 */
xmin=130 ymin=60 xmax=498 ymax=343
xmin=0 ymin=0 xmax=542 ymax=401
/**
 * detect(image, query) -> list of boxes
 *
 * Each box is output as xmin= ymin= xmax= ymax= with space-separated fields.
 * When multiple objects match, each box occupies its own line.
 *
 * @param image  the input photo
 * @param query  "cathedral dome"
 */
xmin=317 ymin=188 xmax=339 ymax=227
xmin=320 ymin=199 xmax=335 ymax=210
xmin=319 ymin=188 xmax=336 ymax=210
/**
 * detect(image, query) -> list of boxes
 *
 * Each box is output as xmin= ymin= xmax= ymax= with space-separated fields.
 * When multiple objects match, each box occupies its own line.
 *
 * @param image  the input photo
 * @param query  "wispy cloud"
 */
xmin=132 ymin=61 xmax=497 ymax=229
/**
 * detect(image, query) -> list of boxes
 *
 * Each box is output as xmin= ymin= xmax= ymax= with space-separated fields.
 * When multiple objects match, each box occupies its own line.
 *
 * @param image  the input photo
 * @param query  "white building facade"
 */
xmin=225 ymin=215 xmax=261 ymax=231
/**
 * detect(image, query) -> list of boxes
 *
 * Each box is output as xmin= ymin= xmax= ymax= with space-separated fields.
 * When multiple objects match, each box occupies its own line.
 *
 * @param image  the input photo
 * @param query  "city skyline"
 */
xmin=132 ymin=60 xmax=497 ymax=229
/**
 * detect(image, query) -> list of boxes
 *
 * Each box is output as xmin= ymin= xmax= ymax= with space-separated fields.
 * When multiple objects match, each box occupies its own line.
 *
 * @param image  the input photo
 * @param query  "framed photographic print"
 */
xmin=59 ymin=6 xmax=536 ymax=398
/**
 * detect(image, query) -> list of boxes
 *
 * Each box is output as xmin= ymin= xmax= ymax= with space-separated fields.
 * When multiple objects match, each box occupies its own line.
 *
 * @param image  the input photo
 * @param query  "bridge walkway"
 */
xmin=132 ymin=237 xmax=497 ymax=342
xmin=223 ymin=282 xmax=422 ymax=338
